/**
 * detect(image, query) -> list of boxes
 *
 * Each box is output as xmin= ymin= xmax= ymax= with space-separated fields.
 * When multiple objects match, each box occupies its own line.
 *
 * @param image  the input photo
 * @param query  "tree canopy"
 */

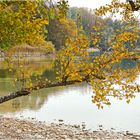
xmin=0 ymin=1 xmax=50 ymax=49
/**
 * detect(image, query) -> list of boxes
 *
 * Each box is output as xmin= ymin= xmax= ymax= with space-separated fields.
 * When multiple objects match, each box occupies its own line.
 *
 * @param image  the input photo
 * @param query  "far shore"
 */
xmin=0 ymin=54 xmax=55 ymax=62
xmin=0 ymin=116 xmax=140 ymax=140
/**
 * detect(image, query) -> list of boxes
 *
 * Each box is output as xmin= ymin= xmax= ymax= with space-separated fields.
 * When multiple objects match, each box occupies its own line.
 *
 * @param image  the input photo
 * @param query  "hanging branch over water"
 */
xmin=0 ymin=79 xmax=86 ymax=104
xmin=0 ymin=69 xmax=140 ymax=105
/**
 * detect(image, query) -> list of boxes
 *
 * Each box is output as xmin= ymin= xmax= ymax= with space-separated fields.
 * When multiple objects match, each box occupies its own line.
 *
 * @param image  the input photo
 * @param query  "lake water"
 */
xmin=0 ymin=59 xmax=140 ymax=132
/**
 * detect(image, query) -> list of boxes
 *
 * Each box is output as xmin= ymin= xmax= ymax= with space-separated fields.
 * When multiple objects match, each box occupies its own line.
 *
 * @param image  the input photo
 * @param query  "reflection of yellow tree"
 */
xmin=0 ymin=66 xmax=56 ymax=113
xmin=0 ymin=79 xmax=15 ymax=95
xmin=14 ymin=59 xmax=54 ymax=77
xmin=7 ymin=59 xmax=54 ymax=89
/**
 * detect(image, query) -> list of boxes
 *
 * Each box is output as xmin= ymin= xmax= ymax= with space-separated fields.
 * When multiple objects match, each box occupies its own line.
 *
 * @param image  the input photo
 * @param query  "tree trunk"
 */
xmin=0 ymin=90 xmax=30 ymax=104
xmin=0 ymin=80 xmax=83 ymax=104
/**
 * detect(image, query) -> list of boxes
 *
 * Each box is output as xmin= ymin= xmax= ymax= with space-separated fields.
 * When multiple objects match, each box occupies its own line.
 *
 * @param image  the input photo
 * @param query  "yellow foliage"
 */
xmin=56 ymin=0 xmax=140 ymax=108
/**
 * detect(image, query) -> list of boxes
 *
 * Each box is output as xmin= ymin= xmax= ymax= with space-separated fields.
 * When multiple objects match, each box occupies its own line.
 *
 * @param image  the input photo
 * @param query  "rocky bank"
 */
xmin=0 ymin=117 xmax=140 ymax=140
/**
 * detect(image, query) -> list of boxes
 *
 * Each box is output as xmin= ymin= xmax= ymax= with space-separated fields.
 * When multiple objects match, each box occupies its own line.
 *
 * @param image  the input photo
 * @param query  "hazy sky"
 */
xmin=67 ymin=0 xmax=140 ymax=19
xmin=68 ymin=0 xmax=112 ymax=9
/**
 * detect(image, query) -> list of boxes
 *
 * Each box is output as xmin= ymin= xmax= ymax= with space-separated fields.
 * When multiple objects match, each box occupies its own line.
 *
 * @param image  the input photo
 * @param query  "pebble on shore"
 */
xmin=0 ymin=117 xmax=140 ymax=140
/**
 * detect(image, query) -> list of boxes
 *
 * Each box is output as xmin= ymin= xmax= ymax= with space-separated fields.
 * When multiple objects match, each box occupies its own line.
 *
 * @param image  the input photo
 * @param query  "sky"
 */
xmin=67 ymin=0 xmax=140 ymax=19
xmin=68 ymin=0 xmax=113 ymax=9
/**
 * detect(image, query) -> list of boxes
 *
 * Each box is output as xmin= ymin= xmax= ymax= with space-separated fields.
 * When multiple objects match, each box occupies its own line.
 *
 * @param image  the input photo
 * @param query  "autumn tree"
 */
xmin=47 ymin=18 xmax=78 ymax=50
xmin=0 ymin=0 xmax=56 ymax=58
xmin=0 ymin=0 xmax=140 ymax=109
xmin=68 ymin=7 xmax=96 ymax=36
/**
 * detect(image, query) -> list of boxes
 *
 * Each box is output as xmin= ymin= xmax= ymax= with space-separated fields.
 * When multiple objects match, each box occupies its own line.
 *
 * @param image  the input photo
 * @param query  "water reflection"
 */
xmin=0 ymin=59 xmax=57 ymax=112
xmin=0 ymin=86 xmax=67 ymax=112
xmin=12 ymin=84 xmax=140 ymax=132
xmin=0 ymin=59 xmax=140 ymax=132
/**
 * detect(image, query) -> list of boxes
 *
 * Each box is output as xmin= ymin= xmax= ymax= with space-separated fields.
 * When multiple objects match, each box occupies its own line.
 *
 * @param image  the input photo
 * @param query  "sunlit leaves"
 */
xmin=56 ymin=32 xmax=90 ymax=82
xmin=57 ymin=0 xmax=69 ymax=19
xmin=56 ymin=0 xmax=140 ymax=108
xmin=0 ymin=0 xmax=49 ymax=49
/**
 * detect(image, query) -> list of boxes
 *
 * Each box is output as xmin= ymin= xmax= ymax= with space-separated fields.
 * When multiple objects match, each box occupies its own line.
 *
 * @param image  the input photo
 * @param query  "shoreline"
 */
xmin=0 ymin=54 xmax=55 ymax=61
xmin=0 ymin=116 xmax=140 ymax=140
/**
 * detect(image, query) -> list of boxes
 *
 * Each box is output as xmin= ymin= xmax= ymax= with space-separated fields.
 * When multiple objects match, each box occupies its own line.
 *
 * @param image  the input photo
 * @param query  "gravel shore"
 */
xmin=0 ymin=117 xmax=140 ymax=140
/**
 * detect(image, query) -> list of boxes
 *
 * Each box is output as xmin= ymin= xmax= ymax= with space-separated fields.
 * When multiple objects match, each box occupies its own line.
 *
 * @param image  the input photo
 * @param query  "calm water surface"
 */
xmin=0 ymin=59 xmax=140 ymax=132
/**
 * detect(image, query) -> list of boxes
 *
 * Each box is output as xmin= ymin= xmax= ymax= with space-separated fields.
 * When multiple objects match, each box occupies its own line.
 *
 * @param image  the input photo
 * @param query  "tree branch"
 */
xmin=128 ymin=0 xmax=140 ymax=11
xmin=0 ymin=90 xmax=30 ymax=104
xmin=0 ymin=79 xmax=84 ymax=104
